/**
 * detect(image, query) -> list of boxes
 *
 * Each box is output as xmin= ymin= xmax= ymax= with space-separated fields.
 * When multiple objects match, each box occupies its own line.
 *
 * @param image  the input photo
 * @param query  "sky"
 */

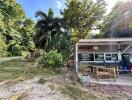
xmin=16 ymin=0 xmax=66 ymax=21
xmin=16 ymin=0 xmax=117 ymax=21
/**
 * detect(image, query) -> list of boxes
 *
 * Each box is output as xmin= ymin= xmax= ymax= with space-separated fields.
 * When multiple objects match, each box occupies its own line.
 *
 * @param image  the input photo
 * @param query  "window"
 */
xmin=80 ymin=54 xmax=94 ymax=61
xmin=112 ymin=54 xmax=118 ymax=60
xmin=129 ymin=54 xmax=132 ymax=63
xmin=105 ymin=54 xmax=111 ymax=61
xmin=105 ymin=53 xmax=118 ymax=61
xmin=95 ymin=53 xmax=104 ymax=61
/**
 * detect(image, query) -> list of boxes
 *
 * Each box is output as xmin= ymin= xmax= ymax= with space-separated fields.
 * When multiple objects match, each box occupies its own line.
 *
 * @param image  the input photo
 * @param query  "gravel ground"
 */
xmin=0 ymin=77 xmax=69 ymax=100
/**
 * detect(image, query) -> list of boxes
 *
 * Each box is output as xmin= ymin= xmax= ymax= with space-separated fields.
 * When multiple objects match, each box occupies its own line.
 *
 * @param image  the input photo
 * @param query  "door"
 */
xmin=121 ymin=53 xmax=129 ymax=71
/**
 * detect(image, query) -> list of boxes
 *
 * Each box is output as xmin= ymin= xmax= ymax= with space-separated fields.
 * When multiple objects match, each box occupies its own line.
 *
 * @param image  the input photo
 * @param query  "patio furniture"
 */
xmin=79 ymin=64 xmax=92 ymax=75
xmin=94 ymin=66 xmax=117 ymax=81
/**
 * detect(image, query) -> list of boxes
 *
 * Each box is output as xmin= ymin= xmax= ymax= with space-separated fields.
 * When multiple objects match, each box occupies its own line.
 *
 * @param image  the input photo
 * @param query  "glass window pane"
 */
xmin=129 ymin=54 xmax=132 ymax=63
xmin=112 ymin=54 xmax=118 ymax=60
xmin=105 ymin=54 xmax=112 ymax=61
xmin=81 ymin=54 xmax=94 ymax=61
xmin=95 ymin=53 xmax=104 ymax=61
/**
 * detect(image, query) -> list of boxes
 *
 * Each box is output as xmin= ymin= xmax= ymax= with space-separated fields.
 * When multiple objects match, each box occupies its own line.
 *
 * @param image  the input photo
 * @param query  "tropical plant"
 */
xmin=33 ymin=8 xmax=68 ymax=51
xmin=33 ymin=8 xmax=72 ymax=61
xmin=36 ymin=50 xmax=63 ymax=69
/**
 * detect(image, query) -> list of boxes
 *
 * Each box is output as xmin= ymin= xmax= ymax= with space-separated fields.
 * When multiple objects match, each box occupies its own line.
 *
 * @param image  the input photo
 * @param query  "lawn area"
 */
xmin=0 ymin=59 xmax=60 ymax=82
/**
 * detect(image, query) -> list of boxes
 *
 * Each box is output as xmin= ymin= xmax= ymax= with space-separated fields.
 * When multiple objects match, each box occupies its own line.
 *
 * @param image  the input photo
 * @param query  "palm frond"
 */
xmin=35 ymin=11 xmax=48 ymax=19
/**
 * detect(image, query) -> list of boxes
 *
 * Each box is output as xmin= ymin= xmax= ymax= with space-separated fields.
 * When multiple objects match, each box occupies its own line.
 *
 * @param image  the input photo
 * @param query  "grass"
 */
xmin=10 ymin=91 xmax=27 ymax=100
xmin=38 ymin=78 xmax=47 ymax=84
xmin=60 ymin=85 xmax=98 ymax=100
xmin=0 ymin=60 xmax=61 ymax=82
xmin=48 ymin=84 xmax=55 ymax=91
xmin=0 ymin=60 xmax=24 ymax=81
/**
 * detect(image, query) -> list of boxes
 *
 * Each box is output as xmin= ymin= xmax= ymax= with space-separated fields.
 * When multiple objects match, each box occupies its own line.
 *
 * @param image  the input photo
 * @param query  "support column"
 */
xmin=75 ymin=43 xmax=78 ymax=73
xmin=118 ymin=43 xmax=122 ymax=61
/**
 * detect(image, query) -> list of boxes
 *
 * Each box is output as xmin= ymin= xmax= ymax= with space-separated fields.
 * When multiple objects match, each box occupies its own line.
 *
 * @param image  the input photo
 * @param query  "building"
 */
xmin=75 ymin=38 xmax=132 ymax=73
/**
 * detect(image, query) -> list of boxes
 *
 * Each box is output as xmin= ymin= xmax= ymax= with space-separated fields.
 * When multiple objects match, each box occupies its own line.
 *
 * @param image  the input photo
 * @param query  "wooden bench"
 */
xmin=94 ymin=66 xmax=117 ymax=81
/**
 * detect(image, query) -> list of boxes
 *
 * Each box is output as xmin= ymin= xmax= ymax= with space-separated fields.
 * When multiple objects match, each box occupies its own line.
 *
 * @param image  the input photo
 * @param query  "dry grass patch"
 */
xmin=9 ymin=91 xmax=27 ymax=100
xmin=60 ymin=85 xmax=98 ymax=100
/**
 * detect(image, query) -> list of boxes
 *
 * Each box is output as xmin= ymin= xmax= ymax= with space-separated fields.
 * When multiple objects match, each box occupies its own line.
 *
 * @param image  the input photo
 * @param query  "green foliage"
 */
xmin=33 ymin=8 xmax=71 ymax=61
xmin=33 ymin=8 xmax=68 ymax=51
xmin=0 ymin=35 xmax=8 ymax=56
xmin=62 ymin=0 xmax=106 ymax=42
xmin=100 ymin=0 xmax=132 ymax=38
xmin=18 ymin=18 xmax=35 ymax=52
xmin=0 ymin=0 xmax=35 ymax=56
xmin=8 ymin=44 xmax=23 ymax=56
xmin=37 ymin=50 xmax=63 ymax=69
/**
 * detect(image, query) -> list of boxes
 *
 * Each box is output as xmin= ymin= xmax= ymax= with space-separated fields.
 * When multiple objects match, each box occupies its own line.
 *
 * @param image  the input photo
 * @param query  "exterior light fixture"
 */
xmin=93 ymin=46 xmax=98 ymax=50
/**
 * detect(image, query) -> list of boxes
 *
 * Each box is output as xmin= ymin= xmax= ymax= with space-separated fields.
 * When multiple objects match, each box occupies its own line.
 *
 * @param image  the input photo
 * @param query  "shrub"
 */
xmin=0 ymin=35 xmax=8 ymax=56
xmin=36 ymin=50 xmax=63 ymax=69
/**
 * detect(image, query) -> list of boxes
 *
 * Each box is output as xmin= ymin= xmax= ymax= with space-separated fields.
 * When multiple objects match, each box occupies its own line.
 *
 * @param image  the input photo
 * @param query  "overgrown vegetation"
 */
xmin=0 ymin=0 xmax=34 ymax=57
xmin=60 ymin=85 xmax=98 ymax=100
xmin=33 ymin=0 xmax=107 ymax=68
xmin=0 ymin=60 xmax=61 ymax=82
xmin=36 ymin=50 xmax=63 ymax=69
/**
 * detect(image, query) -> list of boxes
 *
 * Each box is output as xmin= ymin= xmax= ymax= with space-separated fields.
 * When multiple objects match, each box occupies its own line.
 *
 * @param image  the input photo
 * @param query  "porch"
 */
xmin=75 ymin=38 xmax=132 ymax=86
xmin=90 ymin=74 xmax=132 ymax=86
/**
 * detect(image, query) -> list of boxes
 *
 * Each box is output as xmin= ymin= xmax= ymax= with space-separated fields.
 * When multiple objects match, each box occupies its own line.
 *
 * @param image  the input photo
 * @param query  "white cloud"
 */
xmin=56 ymin=0 xmax=62 ymax=9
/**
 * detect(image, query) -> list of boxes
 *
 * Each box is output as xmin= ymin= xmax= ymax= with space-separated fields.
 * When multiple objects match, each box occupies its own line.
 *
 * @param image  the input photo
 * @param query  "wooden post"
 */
xmin=75 ymin=43 xmax=78 ymax=73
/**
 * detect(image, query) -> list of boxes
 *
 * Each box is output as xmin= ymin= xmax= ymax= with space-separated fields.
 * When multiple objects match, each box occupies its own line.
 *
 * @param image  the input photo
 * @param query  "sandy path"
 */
xmin=0 ymin=57 xmax=22 ymax=63
xmin=0 ymin=77 xmax=69 ymax=100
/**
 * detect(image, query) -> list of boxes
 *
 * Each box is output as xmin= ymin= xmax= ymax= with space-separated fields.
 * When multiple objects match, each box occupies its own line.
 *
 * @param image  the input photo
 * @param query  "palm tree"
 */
xmin=33 ymin=8 xmax=65 ymax=51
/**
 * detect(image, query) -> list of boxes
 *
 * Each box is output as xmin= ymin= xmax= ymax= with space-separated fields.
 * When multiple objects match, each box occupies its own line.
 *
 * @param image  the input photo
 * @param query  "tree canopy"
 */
xmin=33 ymin=8 xmax=71 ymax=59
xmin=62 ymin=0 xmax=106 ymax=42
xmin=34 ymin=8 xmax=68 ymax=50
xmin=0 ymin=0 xmax=35 ymax=56
xmin=100 ymin=0 xmax=132 ymax=38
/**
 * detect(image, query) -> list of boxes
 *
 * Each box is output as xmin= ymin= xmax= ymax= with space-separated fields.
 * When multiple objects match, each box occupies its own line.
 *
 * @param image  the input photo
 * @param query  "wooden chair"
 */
xmin=79 ymin=64 xmax=91 ymax=75
xmin=95 ymin=66 xmax=117 ymax=81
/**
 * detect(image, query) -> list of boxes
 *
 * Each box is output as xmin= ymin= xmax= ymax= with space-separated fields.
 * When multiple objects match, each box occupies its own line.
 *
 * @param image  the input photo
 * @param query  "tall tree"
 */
xmin=101 ymin=0 xmax=132 ymax=38
xmin=62 ymin=0 xmax=106 ymax=42
xmin=33 ymin=8 xmax=69 ymax=51
xmin=0 ymin=0 xmax=35 ymax=56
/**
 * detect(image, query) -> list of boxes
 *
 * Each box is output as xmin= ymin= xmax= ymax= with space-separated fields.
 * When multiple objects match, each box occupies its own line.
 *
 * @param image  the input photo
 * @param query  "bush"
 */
xmin=0 ymin=35 xmax=8 ymax=56
xmin=36 ymin=50 xmax=63 ymax=69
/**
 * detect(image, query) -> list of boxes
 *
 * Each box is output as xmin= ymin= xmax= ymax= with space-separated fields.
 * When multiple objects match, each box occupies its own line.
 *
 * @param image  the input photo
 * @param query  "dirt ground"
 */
xmin=0 ymin=59 xmax=132 ymax=100
xmin=0 ymin=77 xmax=69 ymax=100
xmin=0 ymin=74 xmax=132 ymax=100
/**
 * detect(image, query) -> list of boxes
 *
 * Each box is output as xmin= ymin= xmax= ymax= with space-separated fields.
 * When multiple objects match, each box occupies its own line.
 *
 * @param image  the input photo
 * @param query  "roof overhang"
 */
xmin=77 ymin=38 xmax=132 ymax=45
